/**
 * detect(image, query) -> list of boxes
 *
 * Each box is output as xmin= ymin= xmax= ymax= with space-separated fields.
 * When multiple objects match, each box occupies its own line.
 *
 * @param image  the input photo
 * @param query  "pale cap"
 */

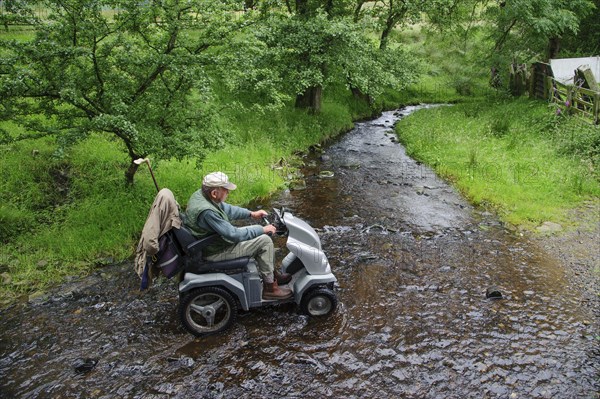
xmin=202 ymin=172 xmax=237 ymax=190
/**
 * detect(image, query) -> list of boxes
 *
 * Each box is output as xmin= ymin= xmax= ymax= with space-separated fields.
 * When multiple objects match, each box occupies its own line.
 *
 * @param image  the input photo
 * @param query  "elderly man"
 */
xmin=183 ymin=171 xmax=292 ymax=300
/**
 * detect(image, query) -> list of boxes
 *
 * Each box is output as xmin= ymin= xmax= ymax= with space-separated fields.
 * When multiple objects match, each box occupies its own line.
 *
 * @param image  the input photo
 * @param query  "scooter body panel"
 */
xmin=286 ymin=239 xmax=331 ymax=275
xmin=180 ymin=261 xmax=266 ymax=311
xmin=283 ymin=213 xmax=321 ymax=250
xmin=241 ymin=262 xmax=263 ymax=308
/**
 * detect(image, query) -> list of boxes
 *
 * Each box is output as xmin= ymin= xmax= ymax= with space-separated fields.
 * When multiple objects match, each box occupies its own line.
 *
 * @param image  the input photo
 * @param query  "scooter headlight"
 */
xmin=322 ymin=258 xmax=331 ymax=273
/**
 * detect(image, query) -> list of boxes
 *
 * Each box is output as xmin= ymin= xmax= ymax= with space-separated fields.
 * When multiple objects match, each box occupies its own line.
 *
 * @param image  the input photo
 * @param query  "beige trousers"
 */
xmin=204 ymin=235 xmax=275 ymax=282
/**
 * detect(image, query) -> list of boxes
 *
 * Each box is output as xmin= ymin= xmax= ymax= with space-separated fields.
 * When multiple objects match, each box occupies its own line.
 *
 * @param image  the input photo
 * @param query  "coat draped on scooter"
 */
xmin=134 ymin=188 xmax=182 ymax=286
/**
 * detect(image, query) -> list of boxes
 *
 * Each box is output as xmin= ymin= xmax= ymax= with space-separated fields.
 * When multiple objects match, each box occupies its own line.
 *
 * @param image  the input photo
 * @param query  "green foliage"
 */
xmin=547 ymin=113 xmax=600 ymax=173
xmin=425 ymin=0 xmax=595 ymax=91
xmin=483 ymin=0 xmax=594 ymax=76
xmin=489 ymin=117 xmax=511 ymax=137
xmin=0 ymin=204 xmax=35 ymax=241
xmin=208 ymin=8 xmax=418 ymax=116
xmin=358 ymin=0 xmax=460 ymax=50
xmin=0 ymin=0 xmax=36 ymax=30
xmin=0 ymin=0 xmax=247 ymax=175
xmin=387 ymin=27 xmax=490 ymax=105
xmin=561 ymin=0 xmax=600 ymax=56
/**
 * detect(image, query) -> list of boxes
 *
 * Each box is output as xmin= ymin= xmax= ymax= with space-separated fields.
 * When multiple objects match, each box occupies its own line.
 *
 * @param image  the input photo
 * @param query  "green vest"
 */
xmin=183 ymin=190 xmax=231 ymax=256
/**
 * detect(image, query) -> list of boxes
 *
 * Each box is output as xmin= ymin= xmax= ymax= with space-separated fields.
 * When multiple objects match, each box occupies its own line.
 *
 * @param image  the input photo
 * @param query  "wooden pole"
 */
xmin=594 ymin=92 xmax=599 ymax=125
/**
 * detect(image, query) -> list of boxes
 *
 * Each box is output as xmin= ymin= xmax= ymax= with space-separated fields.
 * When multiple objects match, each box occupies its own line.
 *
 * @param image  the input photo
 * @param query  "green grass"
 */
xmin=395 ymin=97 xmax=600 ymax=228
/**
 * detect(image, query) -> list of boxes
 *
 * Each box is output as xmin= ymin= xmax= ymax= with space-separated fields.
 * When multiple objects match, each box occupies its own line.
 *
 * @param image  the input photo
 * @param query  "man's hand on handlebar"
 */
xmin=263 ymin=224 xmax=277 ymax=236
xmin=250 ymin=210 xmax=268 ymax=220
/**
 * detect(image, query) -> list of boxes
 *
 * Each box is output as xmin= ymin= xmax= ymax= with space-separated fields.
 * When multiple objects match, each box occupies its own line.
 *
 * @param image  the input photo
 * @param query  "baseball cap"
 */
xmin=202 ymin=172 xmax=237 ymax=190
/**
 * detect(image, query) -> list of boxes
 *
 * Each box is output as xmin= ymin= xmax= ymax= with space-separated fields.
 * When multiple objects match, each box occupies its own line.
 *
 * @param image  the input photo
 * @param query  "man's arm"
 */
xmin=201 ymin=210 xmax=263 ymax=243
xmin=222 ymin=203 xmax=269 ymax=221
xmin=222 ymin=203 xmax=251 ymax=221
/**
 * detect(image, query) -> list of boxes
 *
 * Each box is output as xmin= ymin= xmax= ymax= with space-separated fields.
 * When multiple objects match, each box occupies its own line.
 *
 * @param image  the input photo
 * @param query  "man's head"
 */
xmin=202 ymin=172 xmax=236 ymax=203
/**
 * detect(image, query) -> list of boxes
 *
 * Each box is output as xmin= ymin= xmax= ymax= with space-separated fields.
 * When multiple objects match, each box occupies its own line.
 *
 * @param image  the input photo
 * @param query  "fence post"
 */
xmin=594 ymin=91 xmax=599 ymax=125
xmin=566 ymin=85 xmax=574 ymax=114
xmin=546 ymin=77 xmax=553 ymax=102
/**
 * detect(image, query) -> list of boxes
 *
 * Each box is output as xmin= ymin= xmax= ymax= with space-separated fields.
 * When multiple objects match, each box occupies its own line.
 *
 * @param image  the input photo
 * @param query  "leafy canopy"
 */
xmin=0 ymin=0 xmax=248 ymax=180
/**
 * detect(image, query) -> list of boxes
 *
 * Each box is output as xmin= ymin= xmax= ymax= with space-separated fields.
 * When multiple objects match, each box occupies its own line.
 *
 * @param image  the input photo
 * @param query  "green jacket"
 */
xmin=183 ymin=190 xmax=263 ymax=256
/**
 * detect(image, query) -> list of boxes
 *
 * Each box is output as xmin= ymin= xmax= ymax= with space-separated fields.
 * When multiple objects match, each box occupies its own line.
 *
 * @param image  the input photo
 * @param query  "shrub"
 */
xmin=489 ymin=117 xmax=511 ymax=137
xmin=0 ymin=205 xmax=35 ymax=243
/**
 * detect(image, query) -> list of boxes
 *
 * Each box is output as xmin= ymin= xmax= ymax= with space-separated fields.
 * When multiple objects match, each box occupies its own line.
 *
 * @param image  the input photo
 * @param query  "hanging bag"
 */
xmin=140 ymin=231 xmax=183 ymax=289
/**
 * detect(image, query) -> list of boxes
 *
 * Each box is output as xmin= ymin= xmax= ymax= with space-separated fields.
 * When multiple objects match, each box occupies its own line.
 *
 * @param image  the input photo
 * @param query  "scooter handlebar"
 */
xmin=258 ymin=208 xmax=287 ymax=236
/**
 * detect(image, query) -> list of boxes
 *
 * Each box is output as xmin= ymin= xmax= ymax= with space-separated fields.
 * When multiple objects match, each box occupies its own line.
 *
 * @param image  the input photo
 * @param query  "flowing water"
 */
xmin=1 ymin=106 xmax=598 ymax=398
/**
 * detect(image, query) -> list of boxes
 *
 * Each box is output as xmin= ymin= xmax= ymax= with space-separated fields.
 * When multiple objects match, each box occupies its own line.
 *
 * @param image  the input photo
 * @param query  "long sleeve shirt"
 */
xmin=198 ymin=202 xmax=263 ymax=244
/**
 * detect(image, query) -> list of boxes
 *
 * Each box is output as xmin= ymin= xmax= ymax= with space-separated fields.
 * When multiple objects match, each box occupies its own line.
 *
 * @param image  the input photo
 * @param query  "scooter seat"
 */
xmin=171 ymin=225 xmax=251 ymax=274
xmin=185 ymin=257 xmax=250 ymax=275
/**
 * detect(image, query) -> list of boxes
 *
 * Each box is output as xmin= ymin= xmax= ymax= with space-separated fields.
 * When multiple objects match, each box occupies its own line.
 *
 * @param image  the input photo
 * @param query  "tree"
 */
xmin=0 ymin=0 xmax=247 ymax=184
xmin=486 ymin=0 xmax=593 ymax=62
xmin=352 ymin=0 xmax=463 ymax=50
xmin=235 ymin=9 xmax=416 ymax=114
xmin=478 ymin=0 xmax=592 ymax=94
xmin=0 ymin=0 xmax=36 ymax=31
xmin=561 ymin=0 xmax=599 ymax=56
xmin=234 ymin=0 xmax=417 ymax=113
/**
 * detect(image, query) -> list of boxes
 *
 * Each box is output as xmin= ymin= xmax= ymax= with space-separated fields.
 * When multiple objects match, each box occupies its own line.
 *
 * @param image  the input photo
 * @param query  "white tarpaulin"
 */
xmin=550 ymin=56 xmax=600 ymax=85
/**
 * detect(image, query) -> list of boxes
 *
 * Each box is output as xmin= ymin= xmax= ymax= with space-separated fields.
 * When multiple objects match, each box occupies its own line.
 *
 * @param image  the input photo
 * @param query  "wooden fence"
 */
xmin=547 ymin=77 xmax=600 ymax=124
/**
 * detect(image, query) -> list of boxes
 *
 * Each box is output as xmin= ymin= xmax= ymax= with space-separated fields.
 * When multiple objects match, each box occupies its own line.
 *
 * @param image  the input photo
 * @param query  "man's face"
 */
xmin=211 ymin=187 xmax=229 ymax=203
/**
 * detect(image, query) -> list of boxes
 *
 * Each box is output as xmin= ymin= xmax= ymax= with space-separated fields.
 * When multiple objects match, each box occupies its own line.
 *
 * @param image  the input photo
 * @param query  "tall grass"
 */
xmin=395 ymin=97 xmax=600 ymax=227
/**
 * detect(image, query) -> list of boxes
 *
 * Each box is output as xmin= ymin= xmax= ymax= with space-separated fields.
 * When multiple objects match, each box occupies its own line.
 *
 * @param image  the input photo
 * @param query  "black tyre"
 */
xmin=178 ymin=287 xmax=237 ymax=337
xmin=300 ymin=287 xmax=337 ymax=317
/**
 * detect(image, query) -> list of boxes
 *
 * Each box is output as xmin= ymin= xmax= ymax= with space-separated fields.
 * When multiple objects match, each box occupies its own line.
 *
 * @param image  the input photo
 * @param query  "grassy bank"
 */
xmin=395 ymin=96 xmax=600 ymax=228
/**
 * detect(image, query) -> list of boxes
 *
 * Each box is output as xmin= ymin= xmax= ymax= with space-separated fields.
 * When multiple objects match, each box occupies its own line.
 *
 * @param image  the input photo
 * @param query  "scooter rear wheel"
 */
xmin=300 ymin=287 xmax=337 ymax=317
xmin=179 ymin=287 xmax=237 ymax=337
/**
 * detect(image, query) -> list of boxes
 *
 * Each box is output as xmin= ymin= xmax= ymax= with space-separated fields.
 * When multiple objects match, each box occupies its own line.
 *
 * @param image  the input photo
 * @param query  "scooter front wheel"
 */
xmin=301 ymin=287 xmax=337 ymax=317
xmin=178 ymin=287 xmax=237 ymax=337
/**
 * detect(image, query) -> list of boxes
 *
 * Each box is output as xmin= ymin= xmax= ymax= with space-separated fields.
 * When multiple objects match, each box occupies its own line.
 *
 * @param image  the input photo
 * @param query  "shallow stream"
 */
xmin=1 ymin=106 xmax=598 ymax=398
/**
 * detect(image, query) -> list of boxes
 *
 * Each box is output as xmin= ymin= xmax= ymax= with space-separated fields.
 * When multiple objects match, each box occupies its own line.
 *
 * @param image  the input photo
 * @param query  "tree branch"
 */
xmin=494 ymin=18 xmax=517 ymax=52
xmin=130 ymin=27 xmax=178 ymax=102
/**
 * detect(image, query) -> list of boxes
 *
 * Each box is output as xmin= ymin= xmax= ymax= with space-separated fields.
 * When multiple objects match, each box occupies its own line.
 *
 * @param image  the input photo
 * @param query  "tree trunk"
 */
xmin=125 ymin=161 xmax=140 ymax=186
xmin=379 ymin=16 xmax=395 ymax=50
xmin=325 ymin=0 xmax=334 ymax=18
xmin=547 ymin=37 xmax=561 ymax=60
xmin=295 ymin=0 xmax=308 ymax=15
xmin=295 ymin=86 xmax=322 ymax=113
xmin=351 ymin=86 xmax=372 ymax=105
xmin=354 ymin=1 xmax=366 ymax=22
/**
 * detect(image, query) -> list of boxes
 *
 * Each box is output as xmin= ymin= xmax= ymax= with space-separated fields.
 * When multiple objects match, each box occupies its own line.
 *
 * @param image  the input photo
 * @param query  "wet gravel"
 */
xmin=1 ymin=107 xmax=598 ymax=399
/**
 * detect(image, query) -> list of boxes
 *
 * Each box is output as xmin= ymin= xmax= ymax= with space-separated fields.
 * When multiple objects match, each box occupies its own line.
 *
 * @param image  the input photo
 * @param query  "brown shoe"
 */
xmin=275 ymin=270 xmax=292 ymax=285
xmin=263 ymin=280 xmax=292 ymax=300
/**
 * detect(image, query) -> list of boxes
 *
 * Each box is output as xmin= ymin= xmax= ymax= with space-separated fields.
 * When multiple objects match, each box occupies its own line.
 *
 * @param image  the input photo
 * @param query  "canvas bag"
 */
xmin=141 ymin=231 xmax=183 ymax=289
xmin=153 ymin=232 xmax=182 ymax=278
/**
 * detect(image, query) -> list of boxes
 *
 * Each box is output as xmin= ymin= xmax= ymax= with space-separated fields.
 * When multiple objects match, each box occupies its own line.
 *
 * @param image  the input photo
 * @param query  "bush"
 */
xmin=553 ymin=119 xmax=600 ymax=176
xmin=452 ymin=76 xmax=474 ymax=96
xmin=0 ymin=205 xmax=35 ymax=242
xmin=489 ymin=117 xmax=511 ymax=137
